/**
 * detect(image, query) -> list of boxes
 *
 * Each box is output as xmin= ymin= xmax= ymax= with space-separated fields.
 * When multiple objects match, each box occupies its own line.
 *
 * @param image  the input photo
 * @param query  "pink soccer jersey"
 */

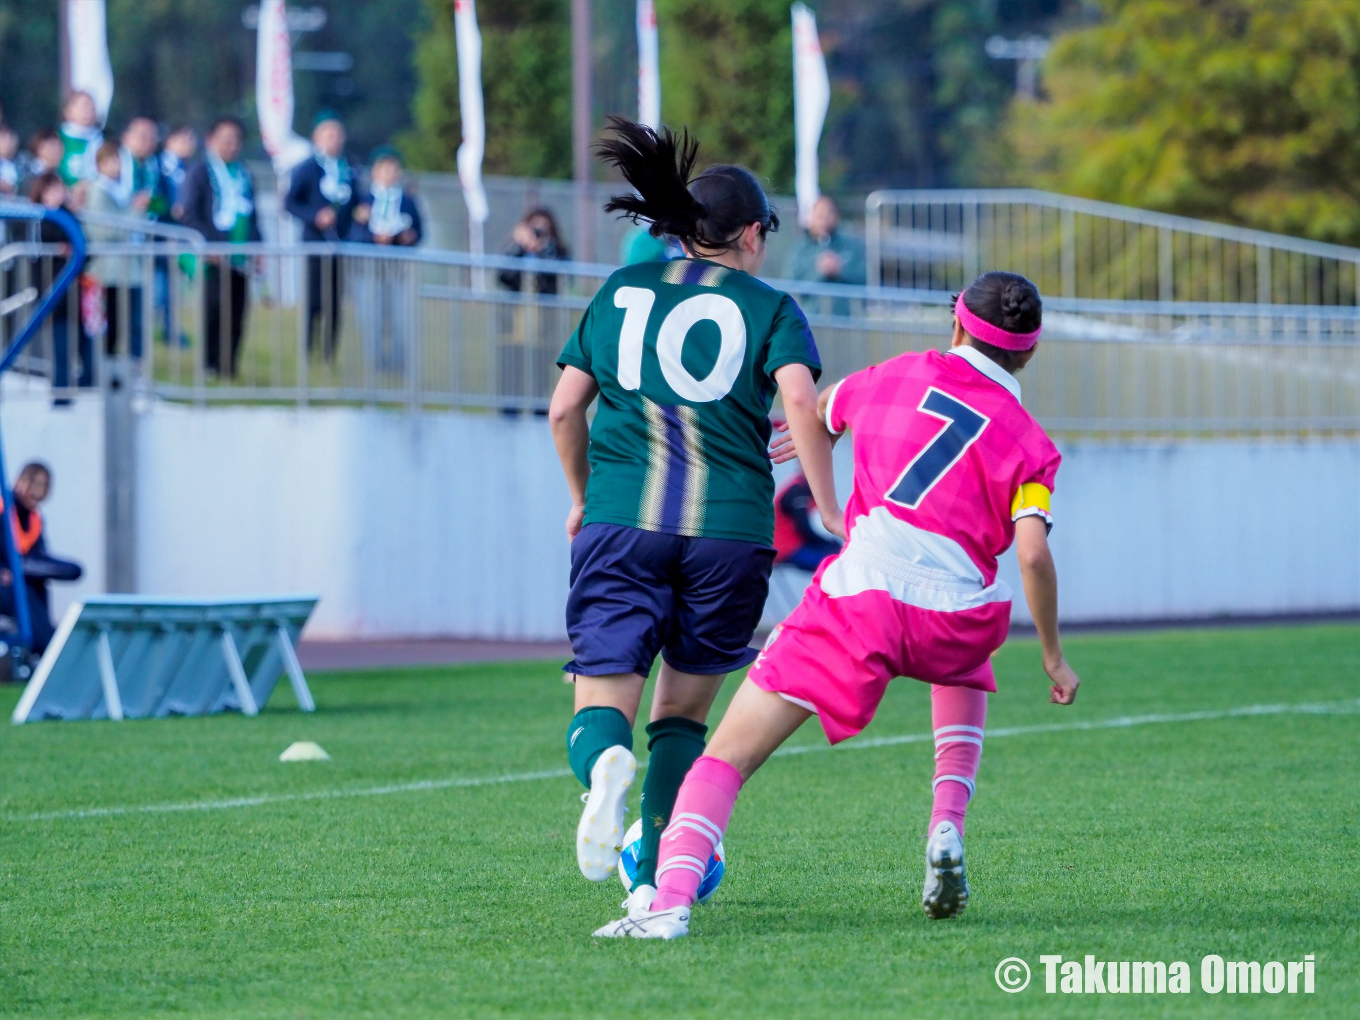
xmin=748 ymin=344 xmax=1062 ymax=743
xmin=824 ymin=345 xmax=1061 ymax=591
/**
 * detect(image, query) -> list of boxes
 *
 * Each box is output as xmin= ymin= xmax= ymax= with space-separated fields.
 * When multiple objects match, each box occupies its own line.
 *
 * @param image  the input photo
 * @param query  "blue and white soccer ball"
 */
xmin=618 ymin=817 xmax=725 ymax=904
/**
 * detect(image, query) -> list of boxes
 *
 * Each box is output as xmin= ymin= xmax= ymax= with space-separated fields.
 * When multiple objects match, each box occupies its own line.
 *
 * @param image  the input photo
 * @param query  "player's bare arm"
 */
xmin=548 ymin=365 xmax=599 ymax=540
xmin=775 ymin=363 xmax=845 ymax=540
xmin=1015 ymin=515 xmax=1080 ymax=704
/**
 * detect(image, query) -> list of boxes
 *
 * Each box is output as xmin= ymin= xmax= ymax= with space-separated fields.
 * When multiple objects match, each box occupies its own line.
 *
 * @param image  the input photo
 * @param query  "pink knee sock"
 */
xmin=651 ymin=755 xmax=743 ymax=911
xmin=930 ymin=684 xmax=988 ymax=838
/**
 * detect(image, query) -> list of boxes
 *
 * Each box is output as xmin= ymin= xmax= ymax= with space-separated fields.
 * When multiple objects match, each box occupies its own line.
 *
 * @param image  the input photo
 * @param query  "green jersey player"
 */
xmin=549 ymin=118 xmax=844 ymax=911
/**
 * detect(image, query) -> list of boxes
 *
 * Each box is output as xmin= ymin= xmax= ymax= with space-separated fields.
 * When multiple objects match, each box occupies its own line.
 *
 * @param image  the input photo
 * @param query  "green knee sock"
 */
xmin=633 ymin=716 xmax=708 ymax=889
xmin=566 ymin=706 xmax=634 ymax=788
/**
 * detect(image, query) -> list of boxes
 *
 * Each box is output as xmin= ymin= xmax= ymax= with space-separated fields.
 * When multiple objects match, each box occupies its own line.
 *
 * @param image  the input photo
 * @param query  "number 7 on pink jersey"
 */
xmin=886 ymin=388 xmax=990 ymax=509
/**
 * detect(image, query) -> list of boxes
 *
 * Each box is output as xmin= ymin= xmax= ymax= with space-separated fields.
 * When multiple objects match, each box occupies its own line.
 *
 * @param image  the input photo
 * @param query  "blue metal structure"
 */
xmin=0 ymin=201 xmax=86 ymax=661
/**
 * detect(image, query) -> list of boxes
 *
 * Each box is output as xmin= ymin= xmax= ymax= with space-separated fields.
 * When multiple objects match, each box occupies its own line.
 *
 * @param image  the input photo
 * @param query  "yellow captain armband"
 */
xmin=1011 ymin=482 xmax=1053 ymax=531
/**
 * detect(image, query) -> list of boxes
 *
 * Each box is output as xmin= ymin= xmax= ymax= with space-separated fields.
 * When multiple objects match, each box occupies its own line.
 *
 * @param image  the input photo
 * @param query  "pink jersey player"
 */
xmin=595 ymin=271 xmax=1083 ymax=939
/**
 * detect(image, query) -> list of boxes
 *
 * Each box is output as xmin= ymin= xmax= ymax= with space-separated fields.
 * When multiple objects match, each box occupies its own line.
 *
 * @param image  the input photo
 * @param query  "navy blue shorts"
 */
xmin=565 ymin=523 xmax=775 ymax=677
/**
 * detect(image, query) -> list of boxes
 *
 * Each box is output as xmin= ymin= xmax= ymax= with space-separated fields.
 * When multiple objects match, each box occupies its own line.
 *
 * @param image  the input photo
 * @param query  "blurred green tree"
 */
xmin=654 ymin=0 xmax=794 ymax=191
xmin=1009 ymin=0 xmax=1360 ymax=244
xmin=404 ymin=0 xmax=570 ymax=177
xmin=0 ymin=0 xmax=426 ymax=160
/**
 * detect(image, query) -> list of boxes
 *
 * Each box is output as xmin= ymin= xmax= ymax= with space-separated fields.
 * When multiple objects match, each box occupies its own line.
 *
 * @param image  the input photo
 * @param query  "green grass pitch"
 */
xmin=1 ymin=624 xmax=1357 ymax=1018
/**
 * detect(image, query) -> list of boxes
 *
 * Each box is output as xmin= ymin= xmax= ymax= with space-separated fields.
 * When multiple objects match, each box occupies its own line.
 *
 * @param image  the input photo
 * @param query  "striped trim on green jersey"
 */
xmin=638 ymin=397 xmax=708 ymax=536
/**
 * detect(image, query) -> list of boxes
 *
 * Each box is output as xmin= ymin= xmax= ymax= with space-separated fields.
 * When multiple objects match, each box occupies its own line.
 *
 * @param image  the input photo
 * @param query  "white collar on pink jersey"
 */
xmin=947 ymin=344 xmax=1022 ymax=402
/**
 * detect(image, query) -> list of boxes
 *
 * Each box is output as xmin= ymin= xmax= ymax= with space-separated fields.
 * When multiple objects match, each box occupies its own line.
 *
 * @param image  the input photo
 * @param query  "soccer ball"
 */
xmin=617 ymin=817 xmax=725 ymax=904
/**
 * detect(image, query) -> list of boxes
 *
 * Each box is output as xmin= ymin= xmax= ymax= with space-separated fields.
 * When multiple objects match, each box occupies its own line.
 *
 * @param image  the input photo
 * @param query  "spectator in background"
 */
xmin=119 ymin=117 xmax=174 ymax=346
xmin=499 ymin=207 xmax=569 ymax=294
xmin=0 ymin=462 xmax=83 ymax=659
xmin=159 ymin=124 xmax=198 ymax=221
xmin=85 ymin=142 xmax=147 ymax=360
xmin=121 ymin=117 xmax=170 ymax=220
xmin=783 ymin=195 xmax=866 ymax=286
xmin=0 ymin=124 xmax=19 ymax=195
xmin=57 ymin=90 xmax=103 ymax=186
xmin=26 ymin=130 xmax=66 ymax=181
xmin=29 ymin=173 xmax=93 ymax=396
xmin=178 ymin=117 xmax=260 ymax=378
xmin=350 ymin=148 xmax=421 ymax=247
xmin=286 ymin=111 xmax=355 ymax=363
xmin=350 ymin=147 xmax=422 ymax=375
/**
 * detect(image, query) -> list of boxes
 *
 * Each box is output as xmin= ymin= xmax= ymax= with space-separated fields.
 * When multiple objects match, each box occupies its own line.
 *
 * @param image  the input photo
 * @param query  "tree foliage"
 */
xmin=404 ymin=0 xmax=570 ymax=177
xmin=0 ymin=0 xmax=425 ymax=158
xmin=1009 ymin=0 xmax=1360 ymax=245
xmin=654 ymin=0 xmax=794 ymax=191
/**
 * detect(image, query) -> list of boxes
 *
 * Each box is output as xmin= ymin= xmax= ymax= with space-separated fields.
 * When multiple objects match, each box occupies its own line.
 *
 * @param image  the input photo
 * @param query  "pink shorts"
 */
xmin=748 ymin=563 xmax=1010 ymax=744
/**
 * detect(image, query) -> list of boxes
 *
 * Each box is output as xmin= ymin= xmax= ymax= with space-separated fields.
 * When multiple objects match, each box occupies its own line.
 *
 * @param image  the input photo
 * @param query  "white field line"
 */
xmin=8 ymin=698 xmax=1358 ymax=825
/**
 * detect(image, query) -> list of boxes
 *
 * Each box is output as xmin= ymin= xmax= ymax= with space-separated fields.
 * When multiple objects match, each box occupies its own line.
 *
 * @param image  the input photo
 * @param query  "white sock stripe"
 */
xmin=933 ymin=774 xmax=976 ymax=798
xmin=934 ymin=734 xmax=984 ymax=750
xmin=657 ymin=859 xmax=708 ymax=879
xmin=662 ymin=818 xmax=720 ymax=844
xmin=933 ymin=724 xmax=985 ymax=737
xmin=672 ymin=812 xmax=723 ymax=842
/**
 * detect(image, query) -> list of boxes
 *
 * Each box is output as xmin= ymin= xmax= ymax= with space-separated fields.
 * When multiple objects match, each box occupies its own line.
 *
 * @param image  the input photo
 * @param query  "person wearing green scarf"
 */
xmin=285 ymin=110 xmax=356 ymax=363
xmin=177 ymin=117 xmax=261 ymax=378
xmin=57 ymin=91 xmax=103 ymax=186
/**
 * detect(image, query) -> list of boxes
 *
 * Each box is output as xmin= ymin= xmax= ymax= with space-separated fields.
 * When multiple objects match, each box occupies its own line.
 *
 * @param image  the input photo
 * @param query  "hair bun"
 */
xmin=962 ymin=271 xmax=1042 ymax=336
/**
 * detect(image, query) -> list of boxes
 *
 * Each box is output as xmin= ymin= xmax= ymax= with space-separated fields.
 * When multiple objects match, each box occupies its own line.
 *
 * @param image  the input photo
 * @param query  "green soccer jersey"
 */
xmin=558 ymin=257 xmax=821 ymax=545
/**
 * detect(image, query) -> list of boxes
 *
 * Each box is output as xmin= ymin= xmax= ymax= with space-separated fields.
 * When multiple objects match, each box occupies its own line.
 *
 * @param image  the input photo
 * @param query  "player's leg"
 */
xmin=930 ymin=682 xmax=988 ymax=837
xmin=628 ymin=536 xmax=775 ymax=898
xmin=569 ymin=673 xmax=644 ymax=881
xmin=628 ymin=663 xmax=724 ymax=900
xmin=595 ymin=681 xmax=810 ymax=938
xmin=563 ymin=525 xmax=673 ymax=880
xmin=923 ymin=678 xmax=989 ymax=919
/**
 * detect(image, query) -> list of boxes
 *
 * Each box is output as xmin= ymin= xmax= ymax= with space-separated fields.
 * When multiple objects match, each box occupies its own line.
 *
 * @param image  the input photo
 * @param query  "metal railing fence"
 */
xmin=867 ymin=189 xmax=1360 ymax=308
xmin=1 ymin=236 xmax=1356 ymax=437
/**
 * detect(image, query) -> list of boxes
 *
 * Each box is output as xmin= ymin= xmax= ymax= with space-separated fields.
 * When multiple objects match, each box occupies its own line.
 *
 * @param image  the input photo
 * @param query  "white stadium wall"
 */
xmin=0 ymin=394 xmax=1356 ymax=639
xmin=0 ymin=386 xmax=108 ymax=625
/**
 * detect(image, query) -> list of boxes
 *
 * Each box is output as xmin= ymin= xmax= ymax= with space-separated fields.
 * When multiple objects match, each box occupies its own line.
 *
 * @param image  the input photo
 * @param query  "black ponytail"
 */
xmin=597 ymin=115 xmax=778 ymax=253
xmin=957 ymin=271 xmax=1043 ymax=372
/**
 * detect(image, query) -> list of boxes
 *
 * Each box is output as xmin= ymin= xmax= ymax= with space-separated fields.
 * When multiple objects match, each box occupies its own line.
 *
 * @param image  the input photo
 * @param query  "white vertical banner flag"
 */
xmin=636 ymin=0 xmax=661 ymax=131
xmin=791 ymin=2 xmax=830 ymax=227
xmin=455 ymin=0 xmax=490 ymax=236
xmin=256 ymin=0 xmax=311 ymax=173
xmin=66 ymin=0 xmax=114 ymax=124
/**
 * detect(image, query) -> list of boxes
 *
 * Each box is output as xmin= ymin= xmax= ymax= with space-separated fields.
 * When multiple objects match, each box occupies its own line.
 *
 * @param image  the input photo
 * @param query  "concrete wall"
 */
xmin=0 ymin=392 xmax=1355 ymax=638
xmin=135 ymin=403 xmax=573 ymax=639
xmin=997 ymin=440 xmax=1360 ymax=623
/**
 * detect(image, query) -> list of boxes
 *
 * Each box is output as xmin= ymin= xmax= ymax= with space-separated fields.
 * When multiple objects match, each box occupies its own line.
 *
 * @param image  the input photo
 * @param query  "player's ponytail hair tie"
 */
xmin=954 ymin=272 xmax=1043 ymax=351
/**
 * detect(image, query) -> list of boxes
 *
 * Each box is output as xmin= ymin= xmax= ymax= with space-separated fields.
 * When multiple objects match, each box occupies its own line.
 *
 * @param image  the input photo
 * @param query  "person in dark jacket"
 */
xmin=0 ymin=462 xmax=83 ymax=658
xmin=285 ymin=111 xmax=356 ymax=362
xmin=28 ymin=173 xmax=93 ymax=396
xmin=498 ymin=207 xmax=569 ymax=295
xmin=349 ymin=147 xmax=422 ymax=375
xmin=176 ymin=117 xmax=261 ymax=378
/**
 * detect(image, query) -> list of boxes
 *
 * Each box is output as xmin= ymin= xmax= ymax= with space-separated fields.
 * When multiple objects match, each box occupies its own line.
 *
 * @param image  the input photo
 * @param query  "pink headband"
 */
xmin=954 ymin=295 xmax=1041 ymax=351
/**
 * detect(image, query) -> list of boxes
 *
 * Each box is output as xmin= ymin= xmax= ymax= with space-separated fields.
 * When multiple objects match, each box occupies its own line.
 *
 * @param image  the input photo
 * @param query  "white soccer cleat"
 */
xmin=593 ymin=904 xmax=690 ymax=939
xmin=624 ymin=883 xmax=657 ymax=918
xmin=922 ymin=820 xmax=969 ymax=919
xmin=576 ymin=745 xmax=637 ymax=881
